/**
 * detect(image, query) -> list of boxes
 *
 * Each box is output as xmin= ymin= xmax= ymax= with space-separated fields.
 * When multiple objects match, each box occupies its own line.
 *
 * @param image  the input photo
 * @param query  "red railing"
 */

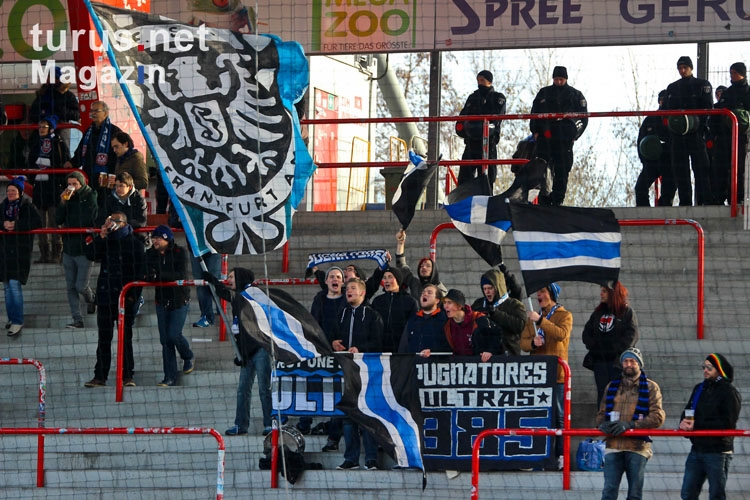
xmin=117 ymin=280 xmax=212 ymax=403
xmin=0 ymin=358 xmax=46 ymax=486
xmin=0 ymin=426 xmax=225 ymax=498
xmin=471 ymin=427 xmax=750 ymax=498
xmin=1 ymin=168 xmax=89 ymax=183
xmin=618 ymin=219 xmax=705 ymax=338
xmin=304 ymin=108 xmax=741 ymax=216
xmin=430 ymin=218 xmax=705 ymax=339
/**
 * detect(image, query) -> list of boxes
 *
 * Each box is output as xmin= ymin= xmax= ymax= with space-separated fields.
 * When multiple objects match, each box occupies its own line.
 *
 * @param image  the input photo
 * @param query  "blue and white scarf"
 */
xmin=80 ymin=118 xmax=112 ymax=176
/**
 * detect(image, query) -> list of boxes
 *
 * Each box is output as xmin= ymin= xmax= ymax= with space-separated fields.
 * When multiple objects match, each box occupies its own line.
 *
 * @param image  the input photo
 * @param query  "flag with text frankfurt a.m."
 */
xmin=392 ymin=151 xmax=439 ymax=230
xmin=509 ymin=203 xmax=621 ymax=295
xmin=444 ymin=175 xmax=511 ymax=267
xmin=86 ymin=2 xmax=314 ymax=257
xmin=337 ymin=353 xmax=425 ymax=474
xmin=239 ymin=286 xmax=332 ymax=364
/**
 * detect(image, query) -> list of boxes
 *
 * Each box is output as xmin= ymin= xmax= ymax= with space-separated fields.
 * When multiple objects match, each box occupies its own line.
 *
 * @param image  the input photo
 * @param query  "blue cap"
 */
xmin=151 ymin=224 xmax=174 ymax=241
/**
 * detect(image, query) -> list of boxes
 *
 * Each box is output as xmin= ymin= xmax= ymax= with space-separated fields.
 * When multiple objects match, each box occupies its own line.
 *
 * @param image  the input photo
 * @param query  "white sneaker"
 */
xmin=7 ymin=324 xmax=23 ymax=337
xmin=557 ymin=456 xmax=564 ymax=470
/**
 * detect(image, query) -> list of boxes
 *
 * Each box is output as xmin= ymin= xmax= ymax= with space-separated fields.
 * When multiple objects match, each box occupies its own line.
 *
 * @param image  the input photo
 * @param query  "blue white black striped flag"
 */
xmin=239 ymin=287 xmax=331 ymax=364
xmin=392 ymin=151 xmax=439 ymax=230
xmin=509 ymin=203 xmax=621 ymax=295
xmin=444 ymin=176 xmax=511 ymax=267
xmin=337 ymin=353 xmax=425 ymax=477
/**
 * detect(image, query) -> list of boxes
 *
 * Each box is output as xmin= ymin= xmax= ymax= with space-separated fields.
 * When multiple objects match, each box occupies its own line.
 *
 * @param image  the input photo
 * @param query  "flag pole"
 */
xmin=199 ymin=258 xmax=242 ymax=363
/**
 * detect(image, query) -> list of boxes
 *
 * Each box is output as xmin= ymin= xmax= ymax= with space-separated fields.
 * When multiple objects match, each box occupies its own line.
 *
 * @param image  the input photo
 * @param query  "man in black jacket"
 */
xmin=530 ymin=66 xmax=588 ymax=206
xmin=57 ymin=171 xmax=98 ymax=328
xmin=333 ymin=278 xmax=384 ymax=470
xmin=146 ymin=225 xmax=194 ymax=387
xmin=712 ymin=62 xmax=750 ymax=205
xmin=662 ymin=56 xmax=714 ymax=206
xmin=456 ymin=70 xmax=506 ymax=188
xmin=679 ymin=353 xmax=741 ymax=500
xmin=204 ymin=267 xmax=274 ymax=436
xmin=84 ymin=212 xmax=145 ymax=388
xmin=371 ymin=266 xmax=417 ymax=353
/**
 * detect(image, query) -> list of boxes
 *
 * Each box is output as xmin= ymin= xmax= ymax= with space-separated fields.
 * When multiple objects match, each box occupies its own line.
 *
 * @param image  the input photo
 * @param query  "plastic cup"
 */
xmin=107 ymin=174 xmax=116 ymax=188
xmin=98 ymin=172 xmax=108 ymax=187
xmin=62 ymin=185 xmax=75 ymax=201
xmin=609 ymin=410 xmax=620 ymax=422
xmin=684 ymin=409 xmax=695 ymax=421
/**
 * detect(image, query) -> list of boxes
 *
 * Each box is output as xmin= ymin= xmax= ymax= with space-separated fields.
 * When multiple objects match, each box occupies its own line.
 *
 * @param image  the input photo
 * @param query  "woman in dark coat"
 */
xmin=582 ymin=281 xmax=639 ymax=404
xmin=1 ymin=177 xmax=43 ymax=336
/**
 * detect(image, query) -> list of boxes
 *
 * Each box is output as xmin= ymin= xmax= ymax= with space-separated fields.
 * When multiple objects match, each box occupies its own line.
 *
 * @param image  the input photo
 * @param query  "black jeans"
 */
xmin=95 ymin=297 xmax=138 ymax=380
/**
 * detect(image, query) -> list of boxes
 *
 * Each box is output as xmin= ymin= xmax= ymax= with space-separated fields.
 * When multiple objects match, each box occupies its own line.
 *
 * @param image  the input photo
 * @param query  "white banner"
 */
xmin=150 ymin=0 xmax=750 ymax=55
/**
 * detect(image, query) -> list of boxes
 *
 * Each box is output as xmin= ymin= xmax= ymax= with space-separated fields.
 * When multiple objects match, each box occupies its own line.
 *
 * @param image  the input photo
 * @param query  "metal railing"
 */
xmin=429 ymin=218 xmax=706 ymax=339
xmin=0 ymin=426 xmax=225 ymax=498
xmin=117 ymin=280 xmax=212 ymax=403
xmin=304 ymin=108 xmax=741 ymax=216
xmin=0 ymin=358 xmax=46 ymax=486
xmin=471 ymin=427 xmax=750 ymax=497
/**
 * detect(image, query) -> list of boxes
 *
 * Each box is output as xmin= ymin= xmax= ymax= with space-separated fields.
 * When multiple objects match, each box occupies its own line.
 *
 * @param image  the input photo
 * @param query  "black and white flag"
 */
xmin=337 ymin=353 xmax=425 ymax=474
xmin=392 ymin=151 xmax=439 ymax=230
xmin=444 ymin=176 xmax=511 ymax=267
xmin=239 ymin=287 xmax=332 ymax=364
xmin=509 ymin=203 xmax=621 ymax=295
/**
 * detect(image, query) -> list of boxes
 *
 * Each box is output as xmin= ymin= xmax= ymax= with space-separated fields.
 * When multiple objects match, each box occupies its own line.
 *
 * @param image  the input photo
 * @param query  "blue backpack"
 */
xmin=576 ymin=439 xmax=605 ymax=471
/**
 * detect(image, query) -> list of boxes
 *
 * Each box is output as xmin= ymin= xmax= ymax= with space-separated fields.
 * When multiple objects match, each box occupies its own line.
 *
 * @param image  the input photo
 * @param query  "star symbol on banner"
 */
xmin=536 ymin=387 xmax=553 ymax=405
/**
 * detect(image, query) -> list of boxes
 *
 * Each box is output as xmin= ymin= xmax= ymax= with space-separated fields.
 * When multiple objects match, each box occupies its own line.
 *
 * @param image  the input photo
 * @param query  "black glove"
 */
xmin=233 ymin=357 xmax=243 ymax=367
xmin=609 ymin=421 xmax=633 ymax=436
xmin=598 ymin=421 xmax=616 ymax=435
xmin=201 ymin=271 xmax=218 ymax=285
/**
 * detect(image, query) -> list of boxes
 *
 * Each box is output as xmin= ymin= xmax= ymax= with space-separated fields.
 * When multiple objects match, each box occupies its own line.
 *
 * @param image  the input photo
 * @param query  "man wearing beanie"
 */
xmin=30 ymin=114 xmax=69 ymax=263
xmin=84 ymin=212 xmax=145 ymax=388
xmin=455 ymin=69 xmax=507 ymax=189
xmin=596 ymin=348 xmax=665 ymax=500
xmin=530 ymin=65 xmax=588 ymax=206
xmin=711 ymin=62 xmax=750 ymax=205
xmin=372 ymin=266 xmax=417 ymax=353
xmin=520 ymin=283 xmax=572 ymax=468
xmin=678 ymin=353 xmax=741 ymax=500
xmin=471 ymin=268 xmax=526 ymax=357
xmin=661 ymin=56 xmax=714 ymax=206
xmin=146 ymin=224 xmax=195 ymax=386
xmin=56 ymin=170 xmax=98 ymax=328
xmin=442 ymin=288 xmax=483 ymax=356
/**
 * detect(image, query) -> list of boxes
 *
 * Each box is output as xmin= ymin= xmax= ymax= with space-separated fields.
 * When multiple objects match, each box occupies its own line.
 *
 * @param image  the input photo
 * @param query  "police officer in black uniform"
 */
xmin=635 ymin=90 xmax=672 ymax=206
xmin=662 ymin=56 xmax=714 ymax=206
xmin=530 ymin=66 xmax=588 ymax=206
xmin=455 ymin=70 xmax=506 ymax=189
xmin=711 ymin=62 xmax=750 ymax=205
